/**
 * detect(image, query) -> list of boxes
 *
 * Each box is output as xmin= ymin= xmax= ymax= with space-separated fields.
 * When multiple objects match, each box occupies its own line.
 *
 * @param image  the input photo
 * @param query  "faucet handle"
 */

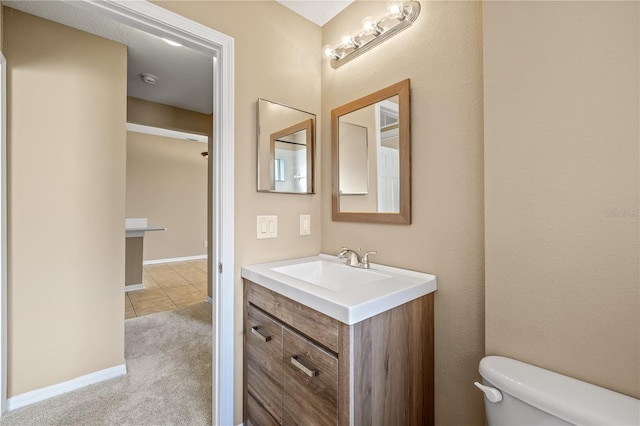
xmin=361 ymin=251 xmax=377 ymax=269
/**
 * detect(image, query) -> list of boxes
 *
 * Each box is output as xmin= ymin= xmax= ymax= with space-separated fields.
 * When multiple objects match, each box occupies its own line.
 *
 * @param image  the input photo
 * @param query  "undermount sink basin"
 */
xmin=272 ymin=260 xmax=391 ymax=292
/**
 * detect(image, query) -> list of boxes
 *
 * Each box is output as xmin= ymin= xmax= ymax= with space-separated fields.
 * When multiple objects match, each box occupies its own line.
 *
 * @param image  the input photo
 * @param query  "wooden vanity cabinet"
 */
xmin=244 ymin=279 xmax=434 ymax=426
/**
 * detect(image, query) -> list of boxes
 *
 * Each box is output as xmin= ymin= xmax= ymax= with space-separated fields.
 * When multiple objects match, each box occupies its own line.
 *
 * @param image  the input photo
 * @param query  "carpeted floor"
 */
xmin=0 ymin=302 xmax=212 ymax=425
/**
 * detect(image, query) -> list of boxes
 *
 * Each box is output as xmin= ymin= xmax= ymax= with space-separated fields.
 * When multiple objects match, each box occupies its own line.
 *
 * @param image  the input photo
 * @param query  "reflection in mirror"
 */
xmin=257 ymin=99 xmax=315 ymax=193
xmin=332 ymin=80 xmax=410 ymax=224
xmin=338 ymin=123 xmax=368 ymax=194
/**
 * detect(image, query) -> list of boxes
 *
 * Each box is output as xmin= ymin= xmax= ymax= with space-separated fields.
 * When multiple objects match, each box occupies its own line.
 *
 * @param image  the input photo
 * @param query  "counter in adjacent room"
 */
xmin=125 ymin=218 xmax=165 ymax=291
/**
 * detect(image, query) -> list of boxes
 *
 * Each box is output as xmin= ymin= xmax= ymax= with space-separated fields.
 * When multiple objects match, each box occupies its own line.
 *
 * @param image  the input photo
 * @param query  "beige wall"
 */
xmin=484 ymin=1 xmax=640 ymax=399
xmin=4 ymin=8 xmax=126 ymax=396
xmin=0 ymin=5 xmax=3 ymax=52
xmin=322 ymin=2 xmax=485 ymax=424
xmin=152 ymin=2 xmax=322 ymax=423
xmin=127 ymin=96 xmax=212 ymax=137
xmin=126 ymin=131 xmax=207 ymax=261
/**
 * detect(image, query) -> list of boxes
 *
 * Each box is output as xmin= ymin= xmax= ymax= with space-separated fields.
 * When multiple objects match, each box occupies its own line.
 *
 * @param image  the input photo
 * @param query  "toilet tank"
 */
xmin=478 ymin=356 xmax=640 ymax=426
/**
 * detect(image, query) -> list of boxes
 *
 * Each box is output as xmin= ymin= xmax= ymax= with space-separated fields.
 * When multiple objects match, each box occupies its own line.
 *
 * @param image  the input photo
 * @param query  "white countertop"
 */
xmin=241 ymin=254 xmax=437 ymax=325
xmin=125 ymin=226 xmax=165 ymax=238
xmin=125 ymin=226 xmax=166 ymax=232
xmin=125 ymin=218 xmax=165 ymax=237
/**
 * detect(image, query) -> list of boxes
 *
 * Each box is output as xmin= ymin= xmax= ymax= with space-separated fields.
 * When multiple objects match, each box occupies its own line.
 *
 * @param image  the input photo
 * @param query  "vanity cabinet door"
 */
xmin=246 ymin=305 xmax=283 ymax=424
xmin=282 ymin=328 xmax=338 ymax=426
xmin=247 ymin=393 xmax=280 ymax=426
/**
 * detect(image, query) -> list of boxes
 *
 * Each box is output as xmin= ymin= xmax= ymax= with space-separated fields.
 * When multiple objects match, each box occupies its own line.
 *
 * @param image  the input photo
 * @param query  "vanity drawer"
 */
xmin=246 ymin=280 xmax=340 ymax=353
xmin=282 ymin=327 xmax=338 ymax=426
xmin=246 ymin=392 xmax=280 ymax=426
xmin=246 ymin=305 xmax=283 ymax=424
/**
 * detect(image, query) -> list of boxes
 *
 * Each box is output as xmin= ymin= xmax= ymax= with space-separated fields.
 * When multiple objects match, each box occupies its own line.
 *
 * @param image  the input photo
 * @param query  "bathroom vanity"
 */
xmin=241 ymin=255 xmax=437 ymax=425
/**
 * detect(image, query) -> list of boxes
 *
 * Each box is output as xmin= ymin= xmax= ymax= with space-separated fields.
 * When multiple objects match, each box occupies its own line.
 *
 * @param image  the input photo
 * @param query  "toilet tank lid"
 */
xmin=479 ymin=356 xmax=640 ymax=426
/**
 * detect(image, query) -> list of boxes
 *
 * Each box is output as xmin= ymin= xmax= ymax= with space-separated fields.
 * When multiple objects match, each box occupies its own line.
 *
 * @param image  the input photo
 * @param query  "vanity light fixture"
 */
xmin=322 ymin=1 xmax=421 ymax=69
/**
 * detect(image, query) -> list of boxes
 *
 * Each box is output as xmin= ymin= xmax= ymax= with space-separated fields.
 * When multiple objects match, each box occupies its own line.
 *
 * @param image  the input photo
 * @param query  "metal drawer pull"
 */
xmin=251 ymin=326 xmax=271 ymax=342
xmin=290 ymin=355 xmax=318 ymax=377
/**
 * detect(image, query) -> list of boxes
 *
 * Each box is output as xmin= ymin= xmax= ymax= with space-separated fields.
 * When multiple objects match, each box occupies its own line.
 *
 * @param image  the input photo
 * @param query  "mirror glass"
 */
xmin=332 ymin=80 xmax=411 ymax=224
xmin=257 ymin=99 xmax=315 ymax=193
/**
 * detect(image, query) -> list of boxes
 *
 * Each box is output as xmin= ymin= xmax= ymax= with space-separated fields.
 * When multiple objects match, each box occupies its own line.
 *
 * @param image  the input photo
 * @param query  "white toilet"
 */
xmin=476 ymin=356 xmax=640 ymax=425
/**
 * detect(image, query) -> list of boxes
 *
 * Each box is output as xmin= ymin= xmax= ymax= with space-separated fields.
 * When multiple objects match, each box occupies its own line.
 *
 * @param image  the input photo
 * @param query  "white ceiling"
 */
xmin=3 ymin=1 xmax=354 ymax=115
xmin=276 ymin=0 xmax=354 ymax=26
xmin=3 ymin=1 xmax=214 ymax=115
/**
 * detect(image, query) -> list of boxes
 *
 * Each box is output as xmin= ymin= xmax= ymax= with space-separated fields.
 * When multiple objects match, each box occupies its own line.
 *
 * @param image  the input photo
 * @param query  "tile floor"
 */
xmin=125 ymin=259 xmax=208 ymax=319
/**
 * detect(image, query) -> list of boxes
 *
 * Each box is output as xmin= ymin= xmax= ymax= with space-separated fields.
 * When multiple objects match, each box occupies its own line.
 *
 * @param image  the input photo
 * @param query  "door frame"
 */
xmin=0 ymin=1 xmax=235 ymax=424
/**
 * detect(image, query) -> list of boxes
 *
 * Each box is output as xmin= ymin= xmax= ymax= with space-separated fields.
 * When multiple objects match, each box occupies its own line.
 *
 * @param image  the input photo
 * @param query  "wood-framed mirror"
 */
xmin=257 ymin=99 xmax=316 ymax=194
xmin=332 ymin=79 xmax=411 ymax=224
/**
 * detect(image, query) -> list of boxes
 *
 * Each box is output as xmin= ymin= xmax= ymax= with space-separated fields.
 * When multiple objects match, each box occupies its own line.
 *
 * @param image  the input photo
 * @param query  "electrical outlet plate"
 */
xmin=299 ymin=214 xmax=311 ymax=236
xmin=257 ymin=215 xmax=278 ymax=239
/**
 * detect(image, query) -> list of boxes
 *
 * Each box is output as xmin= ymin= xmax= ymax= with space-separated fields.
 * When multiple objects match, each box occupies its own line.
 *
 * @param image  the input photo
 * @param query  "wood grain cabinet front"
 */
xmin=246 ymin=305 xmax=283 ymax=424
xmin=244 ymin=280 xmax=434 ymax=426
xmin=282 ymin=328 xmax=338 ymax=426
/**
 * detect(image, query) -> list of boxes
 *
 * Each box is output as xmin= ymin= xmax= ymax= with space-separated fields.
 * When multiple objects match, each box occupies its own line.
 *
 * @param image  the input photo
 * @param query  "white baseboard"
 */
xmin=124 ymin=284 xmax=144 ymax=292
xmin=205 ymin=296 xmax=213 ymax=304
xmin=6 ymin=364 xmax=126 ymax=411
xmin=143 ymin=255 xmax=207 ymax=265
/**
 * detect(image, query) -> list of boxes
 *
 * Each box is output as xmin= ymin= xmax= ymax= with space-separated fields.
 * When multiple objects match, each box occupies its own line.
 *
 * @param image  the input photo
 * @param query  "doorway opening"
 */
xmin=0 ymin=1 xmax=235 ymax=424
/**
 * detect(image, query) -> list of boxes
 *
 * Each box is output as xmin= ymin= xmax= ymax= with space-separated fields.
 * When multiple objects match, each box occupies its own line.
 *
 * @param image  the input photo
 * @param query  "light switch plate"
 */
xmin=300 ymin=214 xmax=311 ymax=236
xmin=257 ymin=215 xmax=277 ymax=239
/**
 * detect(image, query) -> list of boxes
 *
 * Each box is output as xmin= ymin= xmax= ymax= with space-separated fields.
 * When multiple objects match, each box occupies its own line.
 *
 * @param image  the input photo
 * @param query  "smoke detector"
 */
xmin=140 ymin=73 xmax=158 ymax=85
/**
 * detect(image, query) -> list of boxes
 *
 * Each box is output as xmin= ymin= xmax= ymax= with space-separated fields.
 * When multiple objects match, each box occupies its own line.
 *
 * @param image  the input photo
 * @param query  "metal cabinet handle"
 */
xmin=290 ymin=355 xmax=318 ymax=377
xmin=251 ymin=326 xmax=271 ymax=342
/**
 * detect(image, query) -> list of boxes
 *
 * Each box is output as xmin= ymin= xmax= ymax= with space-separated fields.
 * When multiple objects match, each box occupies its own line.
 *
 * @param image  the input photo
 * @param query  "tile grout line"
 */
xmin=125 ymin=293 xmax=138 ymax=319
xmin=144 ymin=262 xmax=192 ymax=310
xmin=166 ymin=262 xmax=208 ymax=296
xmin=129 ymin=293 xmax=138 ymax=318
xmin=127 ymin=260 xmax=208 ymax=318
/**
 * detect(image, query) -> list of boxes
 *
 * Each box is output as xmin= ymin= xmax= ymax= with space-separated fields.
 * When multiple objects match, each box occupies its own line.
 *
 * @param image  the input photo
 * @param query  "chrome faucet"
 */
xmin=361 ymin=250 xmax=377 ymax=269
xmin=338 ymin=247 xmax=361 ymax=267
xmin=338 ymin=247 xmax=377 ymax=269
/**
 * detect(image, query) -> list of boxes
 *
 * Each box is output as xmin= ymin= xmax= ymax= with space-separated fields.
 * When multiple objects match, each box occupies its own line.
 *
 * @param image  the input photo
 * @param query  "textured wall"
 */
xmin=126 ymin=131 xmax=207 ymax=261
xmin=484 ymin=1 xmax=639 ymax=398
xmin=321 ymin=2 xmax=486 ymax=424
xmin=5 ymin=8 xmax=126 ymax=396
xmin=152 ymin=2 xmax=322 ymax=423
xmin=127 ymin=96 xmax=212 ymax=137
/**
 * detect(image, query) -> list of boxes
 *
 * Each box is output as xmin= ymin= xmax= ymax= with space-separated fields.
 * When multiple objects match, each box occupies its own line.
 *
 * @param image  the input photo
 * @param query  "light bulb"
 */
xmin=322 ymin=44 xmax=337 ymax=60
xmin=340 ymin=32 xmax=353 ymax=47
xmin=386 ymin=1 xmax=404 ymax=19
xmin=362 ymin=16 xmax=383 ymax=36
xmin=361 ymin=16 xmax=376 ymax=32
